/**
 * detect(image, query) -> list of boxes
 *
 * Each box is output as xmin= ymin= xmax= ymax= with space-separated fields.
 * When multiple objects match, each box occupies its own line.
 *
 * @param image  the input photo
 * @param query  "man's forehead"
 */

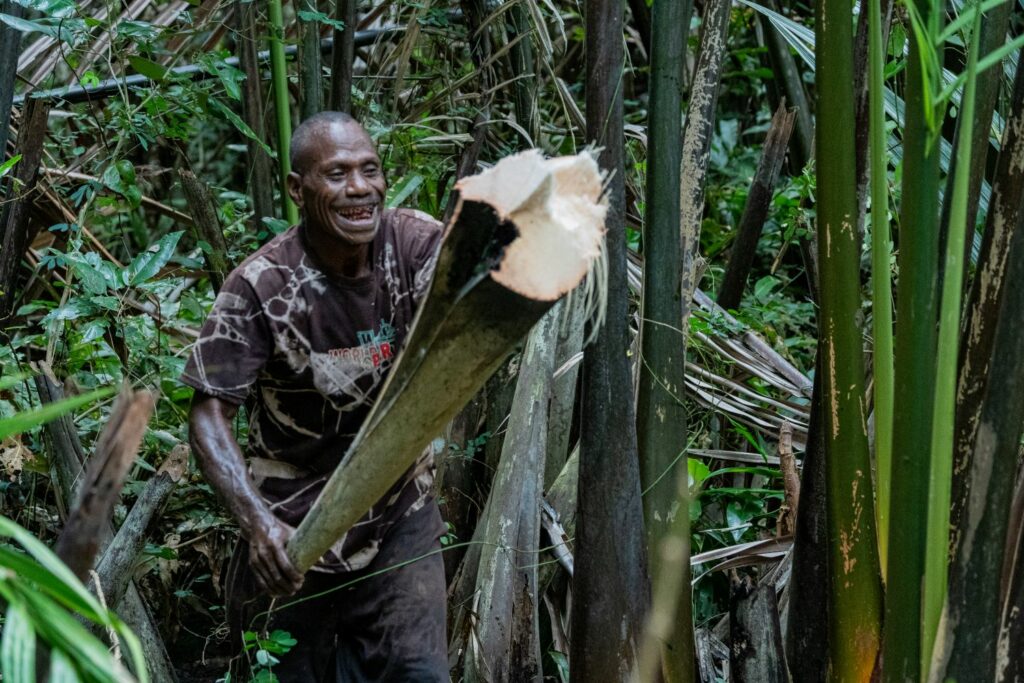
xmin=299 ymin=120 xmax=379 ymax=168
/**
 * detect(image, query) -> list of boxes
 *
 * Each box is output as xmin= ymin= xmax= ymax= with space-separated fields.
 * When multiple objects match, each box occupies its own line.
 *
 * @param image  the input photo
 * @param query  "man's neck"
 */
xmin=303 ymin=222 xmax=373 ymax=279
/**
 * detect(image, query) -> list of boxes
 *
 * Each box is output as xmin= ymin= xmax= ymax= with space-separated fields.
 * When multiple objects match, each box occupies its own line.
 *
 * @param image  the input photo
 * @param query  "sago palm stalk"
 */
xmin=635 ymin=0 xmax=693 ymax=678
xmin=815 ymin=0 xmax=884 ymax=674
xmin=268 ymin=0 xmax=298 ymax=225
xmin=868 ymin=0 xmax=894 ymax=578
xmin=922 ymin=8 xmax=982 ymax=674
xmin=883 ymin=0 xmax=944 ymax=676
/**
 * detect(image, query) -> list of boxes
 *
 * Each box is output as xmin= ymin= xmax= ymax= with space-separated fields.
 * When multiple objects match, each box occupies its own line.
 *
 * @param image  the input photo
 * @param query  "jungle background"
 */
xmin=1 ymin=0 xmax=1023 ymax=680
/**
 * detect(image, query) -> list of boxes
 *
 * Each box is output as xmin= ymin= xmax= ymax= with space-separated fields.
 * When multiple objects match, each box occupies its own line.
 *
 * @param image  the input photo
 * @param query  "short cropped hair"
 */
xmin=289 ymin=111 xmax=360 ymax=174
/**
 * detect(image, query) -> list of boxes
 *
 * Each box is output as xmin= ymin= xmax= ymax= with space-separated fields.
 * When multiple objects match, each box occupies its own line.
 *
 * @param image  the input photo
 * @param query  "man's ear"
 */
xmin=286 ymin=171 xmax=304 ymax=209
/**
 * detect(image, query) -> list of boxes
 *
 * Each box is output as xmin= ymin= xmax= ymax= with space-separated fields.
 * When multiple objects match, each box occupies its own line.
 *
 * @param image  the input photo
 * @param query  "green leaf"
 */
xmin=11 ymin=0 xmax=76 ymax=17
xmin=126 ymin=231 xmax=183 ymax=285
xmin=296 ymin=8 xmax=347 ymax=32
xmin=0 ymin=387 xmax=114 ymax=441
xmin=0 ymin=12 xmax=55 ymax=37
xmin=45 ymin=650 xmax=78 ymax=683
xmin=0 ymin=154 xmax=21 ymax=179
xmin=127 ymin=55 xmax=171 ymax=82
xmin=208 ymin=99 xmax=274 ymax=157
xmin=0 ymin=601 xmax=36 ymax=683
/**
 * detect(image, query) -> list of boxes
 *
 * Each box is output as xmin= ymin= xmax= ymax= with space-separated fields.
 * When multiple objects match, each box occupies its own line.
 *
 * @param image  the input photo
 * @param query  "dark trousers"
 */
xmin=225 ymin=502 xmax=449 ymax=682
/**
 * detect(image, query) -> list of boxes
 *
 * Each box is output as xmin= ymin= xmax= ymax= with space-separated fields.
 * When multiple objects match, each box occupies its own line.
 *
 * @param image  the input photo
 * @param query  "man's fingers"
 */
xmin=252 ymin=545 xmax=288 ymax=595
xmin=273 ymin=543 xmax=304 ymax=585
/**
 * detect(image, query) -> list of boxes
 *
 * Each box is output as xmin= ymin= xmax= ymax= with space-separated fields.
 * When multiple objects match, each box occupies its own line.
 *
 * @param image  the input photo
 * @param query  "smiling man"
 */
xmin=182 ymin=112 xmax=448 ymax=681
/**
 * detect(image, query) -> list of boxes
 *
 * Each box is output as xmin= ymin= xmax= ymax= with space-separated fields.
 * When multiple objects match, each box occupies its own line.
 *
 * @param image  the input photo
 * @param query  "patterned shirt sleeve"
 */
xmin=180 ymin=274 xmax=273 ymax=404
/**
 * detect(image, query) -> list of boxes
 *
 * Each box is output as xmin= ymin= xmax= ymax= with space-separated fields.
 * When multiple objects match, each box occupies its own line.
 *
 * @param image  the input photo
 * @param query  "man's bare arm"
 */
xmin=188 ymin=392 xmax=303 ymax=596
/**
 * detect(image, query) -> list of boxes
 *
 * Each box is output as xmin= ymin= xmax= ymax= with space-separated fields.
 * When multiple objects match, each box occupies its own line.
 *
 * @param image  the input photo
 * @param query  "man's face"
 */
xmin=288 ymin=121 xmax=387 ymax=247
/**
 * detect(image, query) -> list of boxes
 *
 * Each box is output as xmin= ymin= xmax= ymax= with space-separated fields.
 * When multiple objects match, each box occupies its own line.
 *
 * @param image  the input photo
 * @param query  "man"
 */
xmin=182 ymin=111 xmax=448 ymax=682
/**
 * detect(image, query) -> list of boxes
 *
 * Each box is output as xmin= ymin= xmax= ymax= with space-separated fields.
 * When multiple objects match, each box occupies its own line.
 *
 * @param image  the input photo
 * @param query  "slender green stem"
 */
xmin=268 ymin=0 xmax=298 ymax=225
xmin=882 ymin=0 xmax=944 ymax=675
xmin=636 ymin=0 xmax=693 ymax=674
xmin=815 ymin=0 xmax=884 ymax=674
xmin=921 ymin=7 xmax=981 ymax=676
xmin=868 ymin=0 xmax=894 ymax=580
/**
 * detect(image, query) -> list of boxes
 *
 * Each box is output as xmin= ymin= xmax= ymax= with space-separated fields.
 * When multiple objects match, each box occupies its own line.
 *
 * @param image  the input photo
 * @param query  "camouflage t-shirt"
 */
xmin=181 ymin=209 xmax=445 ymax=573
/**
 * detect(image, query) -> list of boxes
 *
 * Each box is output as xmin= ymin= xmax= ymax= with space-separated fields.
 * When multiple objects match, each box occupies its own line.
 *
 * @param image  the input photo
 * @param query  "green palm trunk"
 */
xmin=815 ymin=0 xmax=884 ymax=674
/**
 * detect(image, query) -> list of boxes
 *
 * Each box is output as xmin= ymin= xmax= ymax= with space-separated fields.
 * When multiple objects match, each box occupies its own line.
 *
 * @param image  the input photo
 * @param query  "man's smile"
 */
xmin=334 ymin=204 xmax=379 ymax=229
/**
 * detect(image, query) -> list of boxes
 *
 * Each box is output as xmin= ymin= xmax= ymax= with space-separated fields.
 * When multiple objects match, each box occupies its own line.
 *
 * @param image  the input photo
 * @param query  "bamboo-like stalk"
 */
xmin=815 ymin=0 xmax=884 ymax=673
xmin=936 ymin=0 xmax=1013 ymax=283
xmin=716 ymin=104 xmax=795 ymax=311
xmin=507 ymin=2 xmax=538 ymax=145
xmin=868 ymin=0 xmax=895 ymax=579
xmin=235 ymin=1 xmax=276 ymax=228
xmin=921 ymin=10 xmax=982 ymax=674
xmin=950 ymin=50 xmax=1024 ymax=571
xmin=933 ymin=207 xmax=1024 ymax=675
xmin=572 ymin=1 xmax=649 ymax=679
xmin=679 ymin=0 xmax=733 ymax=317
xmin=635 ymin=0 xmax=693 ymax=677
xmin=463 ymin=304 xmax=560 ymax=683
xmin=267 ymin=0 xmax=298 ymax=225
xmin=299 ymin=0 xmax=323 ymax=120
xmin=882 ymin=0 xmax=944 ymax=675
xmin=329 ymin=0 xmax=356 ymax=112
xmin=0 ymin=0 xmax=22 ymax=167
xmin=286 ymin=151 xmax=606 ymax=573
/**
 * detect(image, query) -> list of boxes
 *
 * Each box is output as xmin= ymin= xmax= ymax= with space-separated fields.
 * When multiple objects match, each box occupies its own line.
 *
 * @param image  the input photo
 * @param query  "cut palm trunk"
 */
xmin=286 ymin=150 xmax=607 ymax=572
xmin=815 ymin=0 xmax=884 ymax=673
xmin=464 ymin=305 xmax=560 ymax=683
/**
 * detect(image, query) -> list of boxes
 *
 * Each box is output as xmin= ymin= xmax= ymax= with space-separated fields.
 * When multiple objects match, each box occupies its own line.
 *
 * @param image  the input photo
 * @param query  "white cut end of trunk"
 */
xmin=456 ymin=150 xmax=607 ymax=301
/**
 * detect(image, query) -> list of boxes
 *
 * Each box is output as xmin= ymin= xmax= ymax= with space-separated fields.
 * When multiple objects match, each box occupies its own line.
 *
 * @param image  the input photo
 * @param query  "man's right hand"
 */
xmin=189 ymin=393 xmax=305 ymax=598
xmin=247 ymin=513 xmax=305 ymax=597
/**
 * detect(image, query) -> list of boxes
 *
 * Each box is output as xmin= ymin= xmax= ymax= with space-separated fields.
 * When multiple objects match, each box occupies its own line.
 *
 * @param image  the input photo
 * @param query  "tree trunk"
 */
xmin=0 ymin=0 xmax=22 ymax=166
xmin=883 ymin=0 xmax=944 ymax=672
xmin=636 ymin=0 xmax=694 ymax=677
xmin=571 ymin=1 xmax=649 ymax=680
xmin=785 ymin=360 xmax=830 ymax=682
xmin=951 ymin=50 xmax=1024 ymax=567
xmin=178 ymin=168 xmax=231 ymax=292
xmin=0 ymin=98 xmax=50 ymax=319
xmin=717 ymin=103 xmax=796 ymax=310
xmin=234 ymin=1 xmax=276 ymax=230
xmin=679 ymin=0 xmax=733 ymax=317
xmin=94 ymin=446 xmax=188 ymax=611
xmin=729 ymin=573 xmax=790 ymax=682
xmin=299 ymin=0 xmax=323 ymax=120
xmin=464 ymin=306 xmax=560 ymax=683
xmin=329 ymin=0 xmax=358 ymax=112
xmin=815 ymin=0 xmax=884 ymax=671
xmin=53 ymin=387 xmax=155 ymax=582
